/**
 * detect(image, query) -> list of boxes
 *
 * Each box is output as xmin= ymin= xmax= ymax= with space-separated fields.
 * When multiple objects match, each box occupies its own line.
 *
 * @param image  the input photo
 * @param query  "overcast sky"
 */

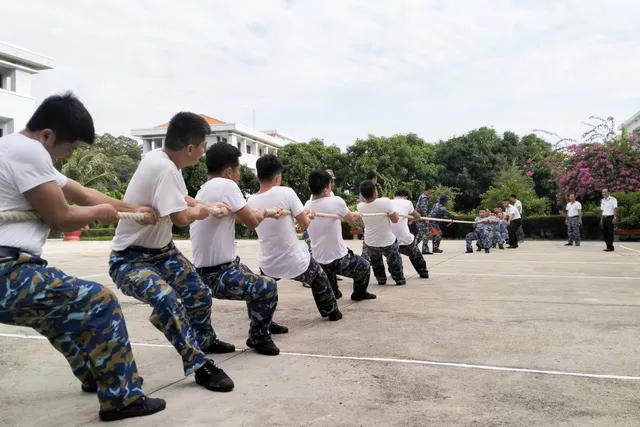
xmin=3 ymin=0 xmax=639 ymax=148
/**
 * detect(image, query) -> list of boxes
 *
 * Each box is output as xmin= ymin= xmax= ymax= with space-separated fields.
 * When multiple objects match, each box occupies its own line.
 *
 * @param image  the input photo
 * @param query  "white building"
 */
xmin=132 ymin=114 xmax=300 ymax=170
xmin=0 ymin=42 xmax=53 ymax=137
xmin=621 ymin=111 xmax=640 ymax=136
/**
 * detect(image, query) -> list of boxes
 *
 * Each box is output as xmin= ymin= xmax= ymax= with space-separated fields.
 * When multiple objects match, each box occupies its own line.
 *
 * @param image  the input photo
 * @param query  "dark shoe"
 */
xmin=336 ymin=277 xmax=343 ymax=281
xmin=195 ymin=360 xmax=234 ymax=392
xmin=484 ymin=248 xmax=490 ymax=253
xmin=351 ymin=291 xmax=377 ymax=301
xmin=564 ymin=242 xmax=573 ymax=246
xmin=83 ymin=376 xmax=144 ymax=393
xmin=377 ymin=280 xmax=387 ymax=285
xmin=246 ymin=337 xmax=280 ymax=356
xmin=395 ymin=280 xmax=406 ymax=286
xmin=302 ymin=283 xmax=311 ymax=288
xmin=328 ymin=309 xmax=343 ymax=321
xmin=507 ymin=246 xmax=517 ymax=249
xmin=603 ymin=248 xmax=614 ymax=252
xmin=333 ymin=288 xmax=343 ymax=299
xmin=423 ymin=251 xmax=433 ymax=255
xmin=465 ymin=249 xmax=473 ymax=254
xmin=419 ymin=271 xmax=429 ymax=279
xmin=492 ymin=244 xmax=497 ymax=248
xmin=202 ymin=339 xmax=236 ymax=354
xmin=269 ymin=322 xmax=289 ymax=334
xmin=575 ymin=244 xmax=580 ymax=247
xmin=98 ymin=395 xmax=166 ymax=422
xmin=433 ymin=249 xmax=443 ymax=253
xmin=499 ymin=244 xmax=504 ymax=250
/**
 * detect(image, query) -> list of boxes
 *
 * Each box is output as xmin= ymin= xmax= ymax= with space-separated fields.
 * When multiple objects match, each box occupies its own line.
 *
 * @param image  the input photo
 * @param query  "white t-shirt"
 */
xmin=357 ymin=197 xmax=397 ymax=247
xmin=390 ymin=199 xmax=415 ymax=246
xmin=565 ymin=201 xmax=582 ymax=217
xmin=0 ymin=133 xmax=69 ymax=255
xmin=190 ymin=178 xmax=247 ymax=267
xmin=514 ymin=199 xmax=522 ymax=214
xmin=307 ymin=191 xmax=334 ymax=202
xmin=111 ymin=149 xmax=188 ymax=251
xmin=506 ymin=205 xmax=521 ymax=221
xmin=304 ymin=196 xmax=349 ymax=264
xmin=247 ymin=186 xmax=309 ymax=278
xmin=600 ymin=197 xmax=618 ymax=216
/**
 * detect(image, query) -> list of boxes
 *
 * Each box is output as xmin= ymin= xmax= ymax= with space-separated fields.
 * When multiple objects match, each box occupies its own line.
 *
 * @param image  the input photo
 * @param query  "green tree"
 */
xmin=480 ymin=166 xmax=550 ymax=216
xmin=239 ymin=164 xmax=259 ymax=196
xmin=182 ymin=157 xmax=208 ymax=198
xmin=60 ymin=150 xmax=118 ymax=191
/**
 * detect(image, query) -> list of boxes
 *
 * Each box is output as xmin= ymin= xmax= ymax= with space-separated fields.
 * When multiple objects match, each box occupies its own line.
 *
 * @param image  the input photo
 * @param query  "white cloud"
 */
xmin=2 ymin=0 xmax=638 ymax=147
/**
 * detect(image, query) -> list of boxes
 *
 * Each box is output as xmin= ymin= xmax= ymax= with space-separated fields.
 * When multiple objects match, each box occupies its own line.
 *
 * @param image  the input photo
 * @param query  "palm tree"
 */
xmin=61 ymin=150 xmax=118 ymax=190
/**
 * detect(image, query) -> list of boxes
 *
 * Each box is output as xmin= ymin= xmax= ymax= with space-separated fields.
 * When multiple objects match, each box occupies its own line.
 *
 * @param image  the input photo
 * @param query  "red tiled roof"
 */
xmin=154 ymin=114 xmax=225 ymax=128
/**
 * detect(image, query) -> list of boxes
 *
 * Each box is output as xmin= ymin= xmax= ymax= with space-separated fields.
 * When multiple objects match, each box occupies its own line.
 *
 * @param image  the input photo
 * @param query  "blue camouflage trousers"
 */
xmin=320 ymin=249 xmax=371 ymax=295
xmin=291 ymin=258 xmax=339 ymax=317
xmin=415 ymin=222 xmax=431 ymax=253
xmin=431 ymin=222 xmax=443 ymax=250
xmin=108 ymin=242 xmax=212 ymax=376
xmin=364 ymin=240 xmax=406 ymax=285
xmin=302 ymin=229 xmax=312 ymax=254
xmin=0 ymin=250 xmax=143 ymax=411
xmin=466 ymin=228 xmax=491 ymax=251
xmin=199 ymin=257 xmax=278 ymax=344
xmin=398 ymin=238 xmax=428 ymax=275
xmin=567 ymin=216 xmax=581 ymax=244
xmin=492 ymin=225 xmax=505 ymax=246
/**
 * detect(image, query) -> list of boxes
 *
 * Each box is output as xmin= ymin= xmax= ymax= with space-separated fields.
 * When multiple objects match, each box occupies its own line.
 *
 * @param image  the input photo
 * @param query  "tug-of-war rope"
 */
xmin=0 ymin=209 xmax=477 ymax=225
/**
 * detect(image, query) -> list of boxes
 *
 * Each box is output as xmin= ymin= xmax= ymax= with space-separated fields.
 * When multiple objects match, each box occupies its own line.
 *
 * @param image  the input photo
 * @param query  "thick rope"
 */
xmin=0 ymin=211 xmax=147 ymax=222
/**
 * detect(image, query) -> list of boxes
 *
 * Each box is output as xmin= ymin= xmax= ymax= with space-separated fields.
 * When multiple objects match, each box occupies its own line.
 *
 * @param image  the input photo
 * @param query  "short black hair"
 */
xmin=395 ymin=189 xmax=410 ymax=198
xmin=365 ymin=170 xmax=377 ymax=180
xmin=503 ymin=198 xmax=510 ymax=202
xmin=26 ymin=91 xmax=95 ymax=144
xmin=308 ymin=170 xmax=332 ymax=196
xmin=424 ymin=182 xmax=432 ymax=191
xmin=164 ymin=112 xmax=211 ymax=151
xmin=256 ymin=154 xmax=283 ymax=182
xmin=510 ymin=194 xmax=517 ymax=198
xmin=359 ymin=180 xmax=376 ymax=200
xmin=205 ymin=142 xmax=241 ymax=175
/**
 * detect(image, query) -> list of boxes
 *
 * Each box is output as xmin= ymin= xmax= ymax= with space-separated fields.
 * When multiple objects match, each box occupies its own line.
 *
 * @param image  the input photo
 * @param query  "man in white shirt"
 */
xmin=600 ymin=188 xmax=618 ymax=251
xmin=390 ymin=189 xmax=429 ymax=278
xmin=247 ymin=155 xmax=342 ymax=321
xmin=510 ymin=194 xmax=524 ymax=243
xmin=358 ymin=170 xmax=378 ymax=261
xmin=357 ymin=180 xmax=406 ymax=285
xmin=503 ymin=198 xmax=522 ymax=249
xmin=302 ymin=169 xmax=336 ymax=256
xmin=305 ymin=170 xmax=376 ymax=301
xmin=564 ymin=193 xmax=583 ymax=247
xmin=0 ymin=92 xmax=165 ymax=421
xmin=109 ymin=112 xmax=236 ymax=395
xmin=190 ymin=142 xmax=288 ymax=356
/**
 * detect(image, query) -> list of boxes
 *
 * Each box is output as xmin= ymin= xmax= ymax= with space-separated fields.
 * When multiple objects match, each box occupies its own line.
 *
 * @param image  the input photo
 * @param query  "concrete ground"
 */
xmin=1 ymin=238 xmax=640 ymax=427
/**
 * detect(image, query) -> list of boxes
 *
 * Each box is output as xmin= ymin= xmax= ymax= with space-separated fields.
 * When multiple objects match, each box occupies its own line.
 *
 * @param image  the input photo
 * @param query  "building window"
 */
xmin=246 ymin=144 xmax=251 ymax=155
xmin=237 ymin=142 xmax=241 ymax=151
xmin=153 ymin=138 xmax=163 ymax=149
xmin=259 ymin=147 xmax=264 ymax=156
xmin=0 ymin=128 xmax=3 ymax=138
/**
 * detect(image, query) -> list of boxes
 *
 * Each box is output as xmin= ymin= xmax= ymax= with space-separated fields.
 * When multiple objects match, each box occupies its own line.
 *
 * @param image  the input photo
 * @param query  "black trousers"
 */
xmin=602 ymin=215 xmax=615 ymax=249
xmin=508 ymin=218 xmax=522 ymax=247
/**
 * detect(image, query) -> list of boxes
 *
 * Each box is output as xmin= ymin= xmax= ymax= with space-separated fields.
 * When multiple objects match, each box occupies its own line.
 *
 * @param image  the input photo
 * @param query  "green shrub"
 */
xmin=81 ymin=227 xmax=116 ymax=239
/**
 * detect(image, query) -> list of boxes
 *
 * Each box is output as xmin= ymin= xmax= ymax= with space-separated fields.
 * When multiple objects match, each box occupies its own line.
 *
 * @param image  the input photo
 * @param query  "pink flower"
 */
xmin=526 ymin=171 xmax=533 ymax=177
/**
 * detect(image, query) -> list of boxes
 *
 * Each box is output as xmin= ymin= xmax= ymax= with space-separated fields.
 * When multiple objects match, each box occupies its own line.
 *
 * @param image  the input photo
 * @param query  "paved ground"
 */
xmin=1 ymin=238 xmax=640 ymax=426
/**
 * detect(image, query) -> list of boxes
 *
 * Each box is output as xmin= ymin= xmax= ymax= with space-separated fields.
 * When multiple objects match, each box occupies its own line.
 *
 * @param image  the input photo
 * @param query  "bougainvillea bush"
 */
xmin=525 ymin=116 xmax=640 ymax=205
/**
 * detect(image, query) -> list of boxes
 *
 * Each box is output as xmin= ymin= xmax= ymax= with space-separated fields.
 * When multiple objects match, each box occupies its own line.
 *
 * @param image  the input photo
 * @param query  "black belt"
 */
xmin=568 ymin=216 xmax=579 ymax=218
xmin=0 ymin=246 xmax=21 ymax=259
xmin=603 ymin=215 xmax=614 ymax=218
xmin=122 ymin=242 xmax=174 ymax=255
xmin=196 ymin=265 xmax=222 ymax=276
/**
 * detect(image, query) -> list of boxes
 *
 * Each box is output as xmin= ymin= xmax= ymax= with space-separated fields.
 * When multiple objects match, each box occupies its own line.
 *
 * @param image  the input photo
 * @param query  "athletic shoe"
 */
xmin=269 ymin=322 xmax=289 ymax=334
xmin=202 ymin=339 xmax=236 ymax=354
xmin=246 ymin=337 xmax=280 ymax=356
xmin=99 ymin=395 xmax=166 ymax=422
xmin=351 ymin=291 xmax=377 ymax=301
xmin=195 ymin=360 xmax=234 ymax=392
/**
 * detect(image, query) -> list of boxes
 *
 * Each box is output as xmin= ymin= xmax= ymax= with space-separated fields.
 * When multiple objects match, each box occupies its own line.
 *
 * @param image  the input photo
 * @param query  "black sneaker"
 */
xmin=98 ymin=395 xmax=166 ymax=422
xmin=351 ymin=291 xmax=377 ymax=301
xmin=336 ymin=277 xmax=343 ymax=281
xmin=433 ymin=249 xmax=443 ymax=253
xmin=194 ymin=360 xmax=234 ymax=392
xmin=422 ymin=251 xmax=433 ymax=255
xmin=328 ymin=309 xmax=343 ymax=321
xmin=484 ymin=248 xmax=490 ymax=253
xmin=395 ymin=280 xmax=406 ymax=286
xmin=269 ymin=322 xmax=289 ymax=334
xmin=377 ymin=280 xmax=387 ymax=285
xmin=333 ymin=288 xmax=343 ymax=299
xmin=499 ymin=244 xmax=504 ymax=250
xmin=202 ymin=339 xmax=236 ymax=354
xmin=82 ymin=376 xmax=144 ymax=393
xmin=419 ymin=271 xmax=429 ymax=279
xmin=465 ymin=249 xmax=473 ymax=254
xmin=564 ymin=242 xmax=573 ymax=246
xmin=246 ymin=337 xmax=280 ymax=356
xmin=492 ymin=244 xmax=497 ymax=248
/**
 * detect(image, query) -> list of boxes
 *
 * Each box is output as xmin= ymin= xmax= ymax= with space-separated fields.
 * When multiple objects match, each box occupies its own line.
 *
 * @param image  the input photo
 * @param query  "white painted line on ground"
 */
xmin=435 ymin=272 xmax=636 ymax=280
xmin=2 ymin=333 xmax=639 ymax=381
xmin=441 ymin=260 xmax=637 ymax=266
xmin=78 ymin=273 xmax=109 ymax=279
xmin=620 ymin=245 xmax=640 ymax=254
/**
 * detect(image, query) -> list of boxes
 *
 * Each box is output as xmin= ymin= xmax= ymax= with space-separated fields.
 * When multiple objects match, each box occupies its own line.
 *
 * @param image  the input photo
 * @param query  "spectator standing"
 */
xmin=503 ymin=198 xmax=522 ymax=249
xmin=510 ymin=194 xmax=524 ymax=242
xmin=600 ymin=188 xmax=618 ymax=252
xmin=564 ymin=193 xmax=582 ymax=247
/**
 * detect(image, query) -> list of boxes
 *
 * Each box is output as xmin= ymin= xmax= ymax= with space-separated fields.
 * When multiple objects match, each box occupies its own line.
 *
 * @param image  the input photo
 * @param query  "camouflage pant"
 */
xmin=364 ymin=240 xmax=405 ymax=285
xmin=567 ymin=216 xmax=581 ymax=244
xmin=0 ymin=250 xmax=142 ymax=411
xmin=108 ymin=242 xmax=213 ymax=376
xmin=466 ymin=228 xmax=491 ymax=250
xmin=320 ymin=249 xmax=371 ymax=295
xmin=199 ymin=257 xmax=278 ymax=343
xmin=291 ymin=258 xmax=339 ymax=317
xmin=492 ymin=226 xmax=506 ymax=245
xmin=431 ymin=222 xmax=443 ymax=250
xmin=415 ymin=222 xmax=431 ymax=253
xmin=398 ymin=238 xmax=428 ymax=275
xmin=302 ymin=230 xmax=312 ymax=254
